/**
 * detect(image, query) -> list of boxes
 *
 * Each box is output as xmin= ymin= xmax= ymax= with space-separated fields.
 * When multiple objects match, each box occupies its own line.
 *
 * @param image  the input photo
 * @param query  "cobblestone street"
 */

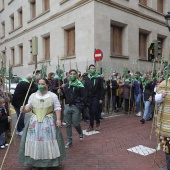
xmin=0 ymin=113 xmax=167 ymax=170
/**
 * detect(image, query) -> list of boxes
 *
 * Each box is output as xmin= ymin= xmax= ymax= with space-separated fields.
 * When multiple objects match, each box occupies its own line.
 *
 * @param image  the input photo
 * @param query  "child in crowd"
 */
xmin=0 ymin=97 xmax=11 ymax=149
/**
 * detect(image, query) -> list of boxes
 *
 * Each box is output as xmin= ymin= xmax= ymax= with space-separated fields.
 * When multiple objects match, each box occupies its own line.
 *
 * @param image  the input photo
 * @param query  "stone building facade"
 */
xmin=0 ymin=0 xmax=170 ymax=77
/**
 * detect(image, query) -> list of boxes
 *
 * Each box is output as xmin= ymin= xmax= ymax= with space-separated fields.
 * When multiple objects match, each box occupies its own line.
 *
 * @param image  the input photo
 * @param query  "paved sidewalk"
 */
xmin=0 ymin=113 xmax=167 ymax=170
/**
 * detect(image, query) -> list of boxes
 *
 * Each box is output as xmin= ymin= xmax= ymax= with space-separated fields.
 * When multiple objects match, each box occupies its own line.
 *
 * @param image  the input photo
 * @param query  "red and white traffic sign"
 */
xmin=94 ymin=49 xmax=103 ymax=61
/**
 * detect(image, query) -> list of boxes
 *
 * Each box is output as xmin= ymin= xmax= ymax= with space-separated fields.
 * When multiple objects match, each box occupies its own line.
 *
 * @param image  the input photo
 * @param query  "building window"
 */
xmin=139 ymin=0 xmax=147 ymax=6
xmin=19 ymin=45 xmax=23 ymax=65
xmin=157 ymin=0 xmax=163 ymax=13
xmin=139 ymin=32 xmax=147 ymax=59
xmin=111 ymin=25 xmax=122 ymax=55
xmin=1 ymin=21 xmax=5 ymax=37
xmin=66 ymin=27 xmax=75 ymax=56
xmin=44 ymin=36 xmax=50 ymax=60
xmin=11 ymin=48 xmax=15 ymax=65
xmin=30 ymin=0 xmax=36 ymax=19
xmin=18 ymin=8 xmax=23 ymax=26
xmin=10 ymin=14 xmax=14 ymax=31
xmin=44 ymin=0 xmax=50 ymax=11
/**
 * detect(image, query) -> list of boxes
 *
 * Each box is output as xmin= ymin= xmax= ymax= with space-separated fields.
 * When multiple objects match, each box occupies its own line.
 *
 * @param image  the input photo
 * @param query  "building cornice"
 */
xmin=0 ymin=0 xmax=166 ymax=46
xmin=0 ymin=0 xmax=93 ymax=46
xmin=95 ymin=0 xmax=165 ymax=26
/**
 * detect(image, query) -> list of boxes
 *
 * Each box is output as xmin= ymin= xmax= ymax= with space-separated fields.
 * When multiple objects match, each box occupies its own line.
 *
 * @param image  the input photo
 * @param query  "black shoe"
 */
xmin=140 ymin=119 xmax=145 ymax=124
xmin=99 ymin=117 xmax=104 ymax=119
xmin=146 ymin=117 xmax=152 ymax=121
xmin=83 ymin=119 xmax=87 ymax=122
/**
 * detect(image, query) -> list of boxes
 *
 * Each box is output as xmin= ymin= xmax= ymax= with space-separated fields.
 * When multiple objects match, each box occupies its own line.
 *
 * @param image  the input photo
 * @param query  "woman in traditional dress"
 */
xmin=18 ymin=78 xmax=66 ymax=170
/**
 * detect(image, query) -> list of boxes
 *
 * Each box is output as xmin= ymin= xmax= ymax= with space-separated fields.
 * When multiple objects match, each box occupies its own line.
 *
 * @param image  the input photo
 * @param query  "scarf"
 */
xmin=68 ymin=79 xmax=84 ymax=91
xmin=88 ymin=73 xmax=100 ymax=86
xmin=21 ymin=78 xmax=30 ymax=84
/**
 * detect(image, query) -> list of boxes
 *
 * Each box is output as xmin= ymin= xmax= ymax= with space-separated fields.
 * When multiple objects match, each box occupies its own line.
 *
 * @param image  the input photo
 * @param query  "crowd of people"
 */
xmin=1 ymin=63 xmax=170 ymax=169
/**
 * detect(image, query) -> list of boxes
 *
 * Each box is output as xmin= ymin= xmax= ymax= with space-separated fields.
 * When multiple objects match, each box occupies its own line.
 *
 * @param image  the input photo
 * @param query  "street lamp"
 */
xmin=165 ymin=12 xmax=170 ymax=31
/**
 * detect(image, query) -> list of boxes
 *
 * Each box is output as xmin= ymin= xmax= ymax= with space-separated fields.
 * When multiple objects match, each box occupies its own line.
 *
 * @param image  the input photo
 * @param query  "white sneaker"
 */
xmin=62 ymin=122 xmax=66 ymax=126
xmin=16 ymin=131 xmax=23 ymax=136
xmin=0 ymin=145 xmax=5 ymax=149
xmin=136 ymin=112 xmax=141 ymax=117
xmin=5 ymin=143 xmax=9 ymax=147
xmin=101 ymin=112 xmax=105 ymax=116
xmin=18 ymin=131 xmax=23 ymax=136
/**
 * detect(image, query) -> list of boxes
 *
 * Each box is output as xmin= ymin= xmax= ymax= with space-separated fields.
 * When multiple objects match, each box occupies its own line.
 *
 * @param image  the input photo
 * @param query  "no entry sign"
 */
xmin=94 ymin=49 xmax=103 ymax=61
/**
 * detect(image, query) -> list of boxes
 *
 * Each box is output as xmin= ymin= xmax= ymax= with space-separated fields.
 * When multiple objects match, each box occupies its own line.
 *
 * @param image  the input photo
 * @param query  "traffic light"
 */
xmin=32 ymin=36 xmax=38 ymax=56
xmin=148 ymin=43 xmax=154 ymax=61
xmin=153 ymin=40 xmax=161 ymax=59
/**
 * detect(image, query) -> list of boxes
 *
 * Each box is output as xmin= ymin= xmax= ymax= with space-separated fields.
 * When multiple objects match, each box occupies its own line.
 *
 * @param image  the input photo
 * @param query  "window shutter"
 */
xmin=45 ymin=37 xmax=50 ymax=60
xmin=157 ymin=0 xmax=163 ymax=13
xmin=139 ymin=33 xmax=147 ymax=59
xmin=20 ymin=46 xmax=23 ymax=64
xmin=67 ymin=28 xmax=75 ymax=56
xmin=139 ymin=0 xmax=147 ymax=6
xmin=112 ymin=26 xmax=122 ymax=55
xmin=44 ymin=0 xmax=50 ymax=11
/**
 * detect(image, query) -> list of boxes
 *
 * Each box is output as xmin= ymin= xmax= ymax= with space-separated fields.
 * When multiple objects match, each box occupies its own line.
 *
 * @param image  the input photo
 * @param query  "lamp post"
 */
xmin=165 ymin=12 xmax=170 ymax=31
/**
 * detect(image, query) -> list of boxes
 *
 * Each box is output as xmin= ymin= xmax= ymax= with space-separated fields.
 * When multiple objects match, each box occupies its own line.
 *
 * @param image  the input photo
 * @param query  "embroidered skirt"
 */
xmin=18 ymin=115 xmax=66 ymax=167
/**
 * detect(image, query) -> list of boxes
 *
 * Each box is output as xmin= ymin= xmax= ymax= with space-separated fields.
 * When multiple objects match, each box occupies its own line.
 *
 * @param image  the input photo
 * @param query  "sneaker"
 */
xmin=86 ymin=126 xmax=94 ymax=132
xmin=61 ymin=122 xmax=66 ymax=126
xmin=136 ymin=112 xmax=141 ymax=117
xmin=82 ymin=119 xmax=87 ymax=122
xmin=95 ymin=123 xmax=100 ymax=131
xmin=65 ymin=142 xmax=72 ymax=149
xmin=101 ymin=112 xmax=105 ymax=116
xmin=16 ymin=130 xmax=23 ymax=136
xmin=80 ymin=134 xmax=83 ymax=140
xmin=4 ymin=142 xmax=9 ymax=147
xmin=140 ymin=119 xmax=145 ymax=124
xmin=0 ymin=145 xmax=5 ymax=149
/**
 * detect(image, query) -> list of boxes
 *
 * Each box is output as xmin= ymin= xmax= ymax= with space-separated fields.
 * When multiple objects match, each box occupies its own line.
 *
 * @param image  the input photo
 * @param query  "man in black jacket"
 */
xmin=12 ymin=73 xmax=38 ymax=135
xmin=60 ymin=69 xmax=86 ymax=148
xmin=84 ymin=64 xmax=104 ymax=132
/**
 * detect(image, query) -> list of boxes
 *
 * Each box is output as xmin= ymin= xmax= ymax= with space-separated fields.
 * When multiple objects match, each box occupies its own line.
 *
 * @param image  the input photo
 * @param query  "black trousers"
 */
xmin=124 ymin=99 xmax=129 ymax=112
xmin=88 ymin=97 xmax=100 ymax=128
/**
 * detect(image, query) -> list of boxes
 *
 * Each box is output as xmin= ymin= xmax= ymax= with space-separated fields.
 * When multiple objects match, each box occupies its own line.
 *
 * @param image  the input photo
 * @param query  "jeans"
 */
xmin=14 ymin=107 xmax=25 ymax=132
xmin=64 ymin=104 xmax=82 ymax=143
xmin=88 ymin=97 xmax=100 ymax=128
xmin=134 ymin=94 xmax=141 ymax=113
xmin=143 ymin=101 xmax=151 ymax=120
xmin=0 ymin=132 xmax=5 ymax=145
xmin=166 ymin=153 xmax=170 ymax=170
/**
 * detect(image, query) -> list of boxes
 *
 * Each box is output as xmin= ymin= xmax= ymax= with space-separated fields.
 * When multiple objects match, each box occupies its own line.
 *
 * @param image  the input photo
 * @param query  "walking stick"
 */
xmin=150 ymin=102 xmax=157 ymax=139
xmin=0 ymin=69 xmax=37 ymax=170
